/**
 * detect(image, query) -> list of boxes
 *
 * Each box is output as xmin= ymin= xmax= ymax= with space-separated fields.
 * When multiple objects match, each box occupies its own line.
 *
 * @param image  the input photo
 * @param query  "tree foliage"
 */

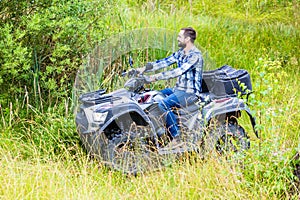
xmin=0 ymin=0 xmax=119 ymax=107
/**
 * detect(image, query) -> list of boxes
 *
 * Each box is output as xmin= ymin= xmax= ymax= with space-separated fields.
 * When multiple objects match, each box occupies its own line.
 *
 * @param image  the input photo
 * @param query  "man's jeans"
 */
xmin=158 ymin=88 xmax=198 ymax=138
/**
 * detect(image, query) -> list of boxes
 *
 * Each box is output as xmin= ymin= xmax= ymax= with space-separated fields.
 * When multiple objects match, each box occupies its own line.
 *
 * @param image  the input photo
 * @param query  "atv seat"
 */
xmin=174 ymin=92 xmax=211 ymax=116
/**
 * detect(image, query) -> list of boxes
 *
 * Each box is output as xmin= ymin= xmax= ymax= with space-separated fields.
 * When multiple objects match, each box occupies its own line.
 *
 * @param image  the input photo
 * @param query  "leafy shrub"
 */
xmin=0 ymin=0 xmax=121 ymax=108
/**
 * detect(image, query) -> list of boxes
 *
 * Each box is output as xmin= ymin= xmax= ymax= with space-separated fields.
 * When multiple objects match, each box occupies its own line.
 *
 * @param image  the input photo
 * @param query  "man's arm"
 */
xmin=150 ymin=52 xmax=178 ymax=71
xmin=136 ymin=51 xmax=178 ymax=73
xmin=151 ymin=53 xmax=201 ymax=81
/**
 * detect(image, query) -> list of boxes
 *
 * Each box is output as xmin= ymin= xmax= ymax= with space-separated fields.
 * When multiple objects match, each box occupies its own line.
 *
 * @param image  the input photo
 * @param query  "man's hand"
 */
xmin=145 ymin=62 xmax=154 ymax=71
xmin=136 ymin=62 xmax=153 ymax=74
xmin=144 ymin=75 xmax=156 ymax=83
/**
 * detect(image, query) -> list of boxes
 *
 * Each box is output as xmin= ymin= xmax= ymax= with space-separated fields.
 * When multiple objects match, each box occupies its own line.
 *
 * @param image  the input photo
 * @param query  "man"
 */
xmin=137 ymin=27 xmax=203 ymax=148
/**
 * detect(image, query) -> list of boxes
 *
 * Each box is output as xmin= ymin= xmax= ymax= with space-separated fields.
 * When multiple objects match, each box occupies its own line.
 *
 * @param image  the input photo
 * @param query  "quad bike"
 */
xmin=75 ymin=63 xmax=258 ymax=174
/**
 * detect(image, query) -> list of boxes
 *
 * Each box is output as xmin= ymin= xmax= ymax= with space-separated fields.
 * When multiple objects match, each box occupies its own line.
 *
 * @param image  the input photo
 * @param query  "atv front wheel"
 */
xmin=107 ymin=124 xmax=159 ymax=175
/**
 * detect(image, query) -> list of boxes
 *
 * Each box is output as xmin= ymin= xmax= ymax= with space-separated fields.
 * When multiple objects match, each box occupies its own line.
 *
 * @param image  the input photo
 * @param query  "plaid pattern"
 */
xmin=150 ymin=46 xmax=203 ymax=97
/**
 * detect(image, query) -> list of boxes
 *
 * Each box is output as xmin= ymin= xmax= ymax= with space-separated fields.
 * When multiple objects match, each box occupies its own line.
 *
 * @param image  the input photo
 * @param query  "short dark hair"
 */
xmin=181 ymin=27 xmax=196 ymax=43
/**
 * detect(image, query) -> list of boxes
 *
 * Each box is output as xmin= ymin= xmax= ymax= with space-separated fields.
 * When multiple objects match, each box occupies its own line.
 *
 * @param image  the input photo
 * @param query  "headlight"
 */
xmin=93 ymin=112 xmax=108 ymax=123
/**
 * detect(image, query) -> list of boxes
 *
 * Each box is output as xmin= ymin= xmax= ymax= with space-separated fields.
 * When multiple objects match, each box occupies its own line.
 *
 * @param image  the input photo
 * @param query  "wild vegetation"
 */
xmin=0 ymin=0 xmax=299 ymax=199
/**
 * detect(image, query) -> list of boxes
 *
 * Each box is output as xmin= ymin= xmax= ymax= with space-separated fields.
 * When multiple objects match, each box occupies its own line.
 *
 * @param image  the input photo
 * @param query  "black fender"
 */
xmin=100 ymin=102 xmax=156 ymax=133
xmin=202 ymin=97 xmax=259 ymax=138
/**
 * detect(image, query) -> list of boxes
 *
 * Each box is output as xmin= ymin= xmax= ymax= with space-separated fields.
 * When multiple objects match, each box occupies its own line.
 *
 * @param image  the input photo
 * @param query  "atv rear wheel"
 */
xmin=206 ymin=120 xmax=250 ymax=154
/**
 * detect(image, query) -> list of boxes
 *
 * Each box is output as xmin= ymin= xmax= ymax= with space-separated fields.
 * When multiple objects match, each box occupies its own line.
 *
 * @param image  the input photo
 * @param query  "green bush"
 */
xmin=0 ymin=0 xmax=121 ymax=108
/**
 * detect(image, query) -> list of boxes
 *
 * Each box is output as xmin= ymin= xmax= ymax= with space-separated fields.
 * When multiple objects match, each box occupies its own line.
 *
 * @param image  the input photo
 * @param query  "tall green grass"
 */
xmin=0 ymin=0 xmax=299 ymax=199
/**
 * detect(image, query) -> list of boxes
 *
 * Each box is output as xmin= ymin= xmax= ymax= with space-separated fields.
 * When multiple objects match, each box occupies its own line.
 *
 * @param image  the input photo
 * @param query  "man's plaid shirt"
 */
xmin=150 ymin=46 xmax=203 ymax=97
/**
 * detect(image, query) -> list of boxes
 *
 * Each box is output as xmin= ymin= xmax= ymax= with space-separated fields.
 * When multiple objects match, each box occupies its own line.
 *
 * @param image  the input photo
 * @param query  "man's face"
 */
xmin=177 ymin=30 xmax=186 ymax=48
